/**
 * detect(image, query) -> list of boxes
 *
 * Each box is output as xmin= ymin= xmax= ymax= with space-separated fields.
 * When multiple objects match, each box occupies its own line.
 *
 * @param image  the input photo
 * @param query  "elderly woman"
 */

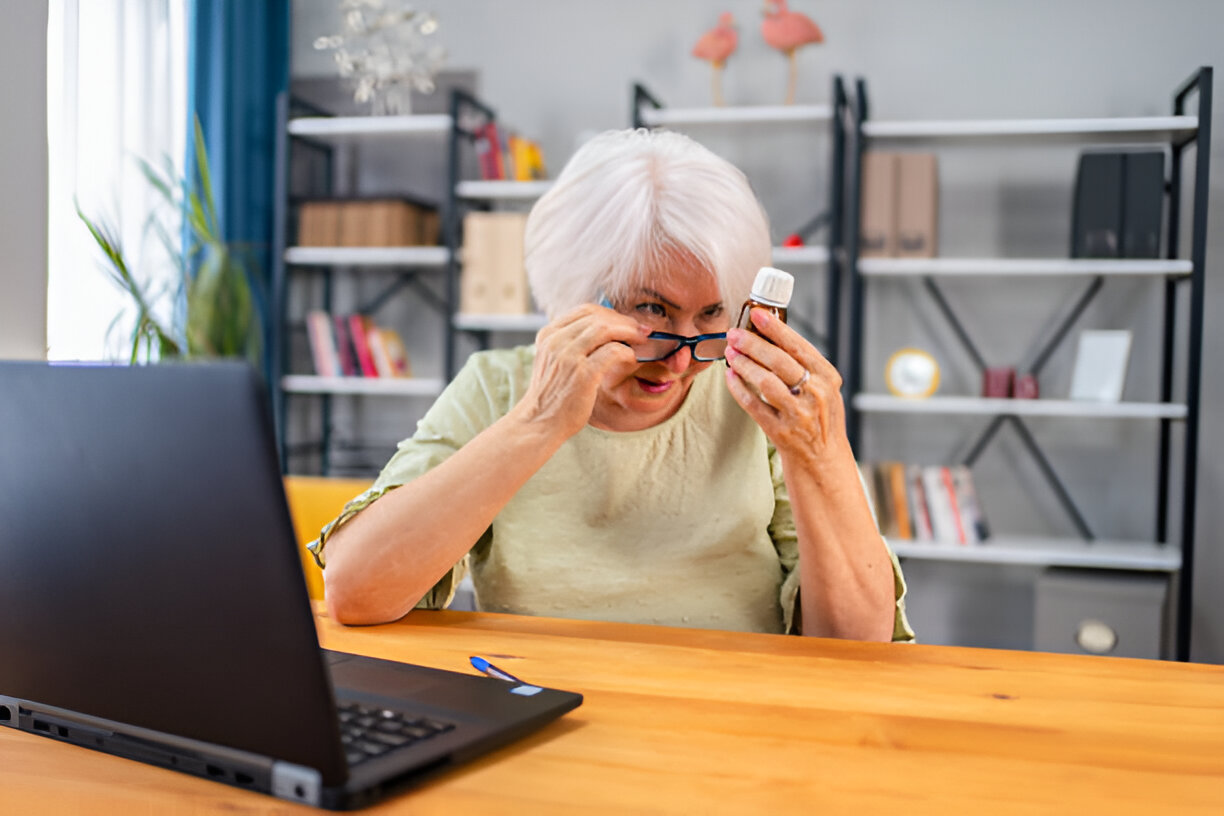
xmin=312 ymin=128 xmax=913 ymax=642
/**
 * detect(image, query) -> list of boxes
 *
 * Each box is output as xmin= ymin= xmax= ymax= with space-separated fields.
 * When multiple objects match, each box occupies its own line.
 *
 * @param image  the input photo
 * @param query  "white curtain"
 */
xmin=46 ymin=0 xmax=187 ymax=361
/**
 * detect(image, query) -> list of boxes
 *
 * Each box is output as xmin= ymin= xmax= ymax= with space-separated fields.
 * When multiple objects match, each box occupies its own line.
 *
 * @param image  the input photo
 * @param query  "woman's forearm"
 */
xmin=783 ymin=445 xmax=896 ymax=642
xmin=322 ymin=407 xmax=566 ymax=625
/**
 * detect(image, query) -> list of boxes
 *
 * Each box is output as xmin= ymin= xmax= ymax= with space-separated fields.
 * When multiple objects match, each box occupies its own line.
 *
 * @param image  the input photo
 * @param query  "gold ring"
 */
xmin=788 ymin=370 xmax=810 ymax=395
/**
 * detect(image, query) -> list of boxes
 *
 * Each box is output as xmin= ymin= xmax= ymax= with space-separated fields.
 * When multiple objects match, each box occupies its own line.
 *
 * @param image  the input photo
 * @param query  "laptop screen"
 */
xmin=0 ymin=362 xmax=347 ymax=782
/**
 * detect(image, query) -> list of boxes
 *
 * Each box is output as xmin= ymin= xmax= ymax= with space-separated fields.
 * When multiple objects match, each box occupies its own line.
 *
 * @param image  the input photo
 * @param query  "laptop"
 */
xmin=0 ymin=361 xmax=582 ymax=809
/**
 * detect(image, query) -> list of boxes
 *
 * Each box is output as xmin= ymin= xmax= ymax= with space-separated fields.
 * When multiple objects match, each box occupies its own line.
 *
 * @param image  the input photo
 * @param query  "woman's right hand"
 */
xmin=512 ymin=303 xmax=650 ymax=439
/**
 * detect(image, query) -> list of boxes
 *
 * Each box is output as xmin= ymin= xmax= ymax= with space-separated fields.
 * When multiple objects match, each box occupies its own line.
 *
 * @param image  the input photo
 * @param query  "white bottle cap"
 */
xmin=749 ymin=267 xmax=794 ymax=307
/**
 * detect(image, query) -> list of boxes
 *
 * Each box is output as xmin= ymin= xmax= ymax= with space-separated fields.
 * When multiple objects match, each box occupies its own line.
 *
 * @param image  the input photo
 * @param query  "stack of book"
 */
xmin=473 ymin=121 xmax=547 ymax=181
xmin=305 ymin=311 xmax=412 ymax=379
xmin=860 ymin=462 xmax=990 ymax=545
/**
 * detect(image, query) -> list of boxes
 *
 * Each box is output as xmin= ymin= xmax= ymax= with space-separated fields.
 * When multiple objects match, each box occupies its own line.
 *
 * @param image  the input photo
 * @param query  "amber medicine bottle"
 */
xmin=736 ymin=267 xmax=794 ymax=336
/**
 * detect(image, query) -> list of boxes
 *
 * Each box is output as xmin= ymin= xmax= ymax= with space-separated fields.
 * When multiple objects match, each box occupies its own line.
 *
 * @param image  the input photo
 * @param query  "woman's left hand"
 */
xmin=723 ymin=308 xmax=849 ymax=468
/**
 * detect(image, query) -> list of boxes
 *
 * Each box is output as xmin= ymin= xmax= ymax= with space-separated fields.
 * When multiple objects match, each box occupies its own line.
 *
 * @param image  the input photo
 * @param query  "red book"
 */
xmin=475 ymin=122 xmax=506 ymax=180
xmin=940 ymin=466 xmax=968 ymax=545
xmin=347 ymin=314 xmax=379 ymax=378
xmin=332 ymin=314 xmax=357 ymax=377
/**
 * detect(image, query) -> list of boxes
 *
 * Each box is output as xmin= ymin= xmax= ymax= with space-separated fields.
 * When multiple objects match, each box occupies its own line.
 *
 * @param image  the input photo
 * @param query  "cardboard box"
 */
xmin=297 ymin=201 xmax=341 ymax=246
xmin=460 ymin=212 xmax=531 ymax=315
xmin=896 ymin=153 xmax=939 ymax=258
xmin=859 ymin=151 xmax=899 ymax=258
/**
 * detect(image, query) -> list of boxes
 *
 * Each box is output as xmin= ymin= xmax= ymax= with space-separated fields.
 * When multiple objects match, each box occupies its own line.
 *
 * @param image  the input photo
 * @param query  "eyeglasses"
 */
xmin=633 ymin=331 xmax=729 ymax=362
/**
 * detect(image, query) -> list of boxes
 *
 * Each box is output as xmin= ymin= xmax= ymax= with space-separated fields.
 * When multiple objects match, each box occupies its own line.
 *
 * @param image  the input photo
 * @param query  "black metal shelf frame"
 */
xmin=842 ymin=67 xmax=1212 ymax=661
xmin=631 ymin=77 xmax=849 ymax=370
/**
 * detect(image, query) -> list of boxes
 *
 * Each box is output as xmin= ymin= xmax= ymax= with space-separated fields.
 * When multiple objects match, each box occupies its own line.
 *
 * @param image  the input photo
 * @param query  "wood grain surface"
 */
xmin=2 ymin=603 xmax=1221 ymax=814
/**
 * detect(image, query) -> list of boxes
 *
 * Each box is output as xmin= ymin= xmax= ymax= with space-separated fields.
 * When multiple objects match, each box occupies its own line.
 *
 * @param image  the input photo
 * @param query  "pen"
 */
xmin=470 ymin=655 xmax=525 ymax=684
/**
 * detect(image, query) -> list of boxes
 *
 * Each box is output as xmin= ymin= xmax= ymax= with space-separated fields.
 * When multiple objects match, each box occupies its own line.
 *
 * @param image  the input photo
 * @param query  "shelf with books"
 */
xmin=844 ymin=68 xmax=1212 ymax=659
xmin=272 ymin=93 xmax=464 ymax=477
xmin=857 ymin=257 xmax=1192 ymax=278
xmin=853 ymin=394 xmax=1188 ymax=420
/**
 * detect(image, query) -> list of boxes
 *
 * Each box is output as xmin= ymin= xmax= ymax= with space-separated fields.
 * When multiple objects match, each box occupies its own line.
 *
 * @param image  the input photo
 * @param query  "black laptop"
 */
xmin=0 ymin=361 xmax=582 ymax=809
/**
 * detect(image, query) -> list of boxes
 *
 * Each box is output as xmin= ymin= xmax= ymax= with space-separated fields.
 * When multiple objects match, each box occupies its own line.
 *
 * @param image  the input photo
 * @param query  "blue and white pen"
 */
xmin=470 ymin=655 xmax=524 ymax=684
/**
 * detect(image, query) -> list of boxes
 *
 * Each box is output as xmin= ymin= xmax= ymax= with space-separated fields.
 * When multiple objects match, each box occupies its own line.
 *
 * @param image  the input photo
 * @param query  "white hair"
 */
xmin=524 ymin=128 xmax=772 ymax=319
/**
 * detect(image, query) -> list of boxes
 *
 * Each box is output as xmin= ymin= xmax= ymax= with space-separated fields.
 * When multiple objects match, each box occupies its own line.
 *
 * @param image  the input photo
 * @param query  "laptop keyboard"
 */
xmin=337 ymin=701 xmax=456 ymax=767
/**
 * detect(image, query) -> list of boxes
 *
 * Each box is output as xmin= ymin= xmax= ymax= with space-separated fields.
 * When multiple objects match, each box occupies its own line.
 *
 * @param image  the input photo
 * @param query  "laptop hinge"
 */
xmin=272 ymin=761 xmax=323 ymax=807
xmin=0 ymin=695 xmax=20 ymax=729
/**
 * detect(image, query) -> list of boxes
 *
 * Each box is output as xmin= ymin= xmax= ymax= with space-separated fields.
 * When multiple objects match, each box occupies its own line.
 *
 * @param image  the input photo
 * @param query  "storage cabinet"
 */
xmin=843 ymin=68 xmax=1212 ymax=659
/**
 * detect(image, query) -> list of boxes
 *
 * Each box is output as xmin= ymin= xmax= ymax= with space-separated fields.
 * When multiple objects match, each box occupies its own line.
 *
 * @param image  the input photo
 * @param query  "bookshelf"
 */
xmin=271 ymin=96 xmax=458 ymax=475
xmin=843 ymin=68 xmax=1212 ymax=659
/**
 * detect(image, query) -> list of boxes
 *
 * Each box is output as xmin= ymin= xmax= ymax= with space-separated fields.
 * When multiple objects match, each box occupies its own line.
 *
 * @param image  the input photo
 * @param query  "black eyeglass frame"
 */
xmin=635 ymin=331 xmax=729 ymax=362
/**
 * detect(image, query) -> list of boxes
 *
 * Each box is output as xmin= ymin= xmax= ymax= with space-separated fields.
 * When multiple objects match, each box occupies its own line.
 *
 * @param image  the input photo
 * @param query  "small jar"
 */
xmin=736 ymin=267 xmax=794 ymax=338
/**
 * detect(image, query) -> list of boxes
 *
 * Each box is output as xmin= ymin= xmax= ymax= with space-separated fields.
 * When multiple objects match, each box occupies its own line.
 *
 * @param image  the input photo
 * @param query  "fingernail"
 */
xmin=638 ymin=323 xmax=652 ymax=334
xmin=724 ymin=346 xmax=739 ymax=362
xmin=751 ymin=309 xmax=770 ymax=327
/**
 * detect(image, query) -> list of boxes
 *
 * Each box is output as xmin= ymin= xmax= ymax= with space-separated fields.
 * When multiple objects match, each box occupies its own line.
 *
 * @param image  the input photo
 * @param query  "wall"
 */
xmin=0 ymin=0 xmax=48 ymax=360
xmin=290 ymin=0 xmax=1224 ymax=662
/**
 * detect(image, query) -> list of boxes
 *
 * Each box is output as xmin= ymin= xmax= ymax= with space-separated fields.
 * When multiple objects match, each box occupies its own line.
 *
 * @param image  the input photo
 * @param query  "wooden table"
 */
xmin=3 ymin=605 xmax=1223 ymax=814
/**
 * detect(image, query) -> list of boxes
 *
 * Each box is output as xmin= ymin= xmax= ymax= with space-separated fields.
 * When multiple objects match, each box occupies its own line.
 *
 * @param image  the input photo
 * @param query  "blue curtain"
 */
xmin=186 ymin=0 xmax=289 ymax=374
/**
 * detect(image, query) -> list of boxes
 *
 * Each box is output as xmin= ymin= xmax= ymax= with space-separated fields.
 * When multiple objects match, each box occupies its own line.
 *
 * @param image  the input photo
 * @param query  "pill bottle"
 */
xmin=736 ymin=267 xmax=794 ymax=337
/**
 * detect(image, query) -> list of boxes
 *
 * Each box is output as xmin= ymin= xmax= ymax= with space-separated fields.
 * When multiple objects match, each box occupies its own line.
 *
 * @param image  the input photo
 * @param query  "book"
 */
xmin=885 ymin=461 xmax=912 ymax=540
xmin=859 ymin=151 xmax=898 ymax=258
xmin=332 ymin=314 xmax=358 ymax=377
xmin=896 ymin=153 xmax=939 ymax=258
xmin=940 ymin=466 xmax=969 ymax=546
xmin=906 ymin=464 xmax=934 ymax=542
xmin=921 ymin=465 xmax=964 ymax=545
xmin=367 ymin=325 xmax=411 ymax=379
xmin=475 ymin=121 xmax=506 ymax=181
xmin=380 ymin=328 xmax=412 ymax=378
xmin=347 ymin=314 xmax=380 ymax=378
xmin=305 ymin=310 xmax=340 ymax=377
xmin=871 ymin=463 xmax=895 ymax=538
xmin=950 ymin=465 xmax=990 ymax=543
xmin=367 ymin=325 xmax=394 ymax=378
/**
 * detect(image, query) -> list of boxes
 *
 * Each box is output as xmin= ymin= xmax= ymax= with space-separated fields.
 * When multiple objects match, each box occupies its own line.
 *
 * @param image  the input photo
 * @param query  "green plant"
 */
xmin=76 ymin=118 xmax=261 ymax=364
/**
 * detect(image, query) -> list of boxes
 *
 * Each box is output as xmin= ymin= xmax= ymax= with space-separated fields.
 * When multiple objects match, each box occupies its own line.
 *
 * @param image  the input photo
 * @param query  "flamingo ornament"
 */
xmin=761 ymin=0 xmax=824 ymax=104
xmin=692 ymin=12 xmax=738 ymax=107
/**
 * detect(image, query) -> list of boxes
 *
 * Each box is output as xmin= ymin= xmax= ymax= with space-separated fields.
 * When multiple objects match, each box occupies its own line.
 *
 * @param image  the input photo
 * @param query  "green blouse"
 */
xmin=311 ymin=346 xmax=914 ymax=640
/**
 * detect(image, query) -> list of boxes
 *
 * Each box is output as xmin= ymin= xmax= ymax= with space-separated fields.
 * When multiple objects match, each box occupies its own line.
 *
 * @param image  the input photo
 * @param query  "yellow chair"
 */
xmin=283 ymin=475 xmax=372 ymax=600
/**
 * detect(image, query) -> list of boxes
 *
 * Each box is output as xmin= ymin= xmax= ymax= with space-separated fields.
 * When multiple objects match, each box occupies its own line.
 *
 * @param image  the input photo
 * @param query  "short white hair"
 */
xmin=524 ymin=129 xmax=772 ymax=319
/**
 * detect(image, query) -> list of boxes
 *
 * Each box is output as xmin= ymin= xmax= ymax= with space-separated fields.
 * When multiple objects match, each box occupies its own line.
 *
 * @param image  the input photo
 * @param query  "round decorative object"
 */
xmin=1075 ymin=619 xmax=1118 ymax=655
xmin=885 ymin=348 xmax=940 ymax=398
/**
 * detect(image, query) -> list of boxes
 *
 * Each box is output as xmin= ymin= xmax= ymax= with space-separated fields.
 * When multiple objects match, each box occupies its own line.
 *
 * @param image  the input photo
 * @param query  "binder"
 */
xmin=896 ymin=153 xmax=939 ymax=258
xmin=859 ymin=151 xmax=898 ymax=258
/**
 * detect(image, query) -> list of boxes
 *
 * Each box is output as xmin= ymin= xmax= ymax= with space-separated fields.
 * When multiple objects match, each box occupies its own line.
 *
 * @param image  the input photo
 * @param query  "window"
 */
xmin=46 ymin=0 xmax=187 ymax=361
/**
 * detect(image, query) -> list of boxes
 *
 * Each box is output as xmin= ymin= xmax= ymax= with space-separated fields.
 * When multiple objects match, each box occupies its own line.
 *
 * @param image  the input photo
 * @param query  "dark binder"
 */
xmin=1071 ymin=152 xmax=1124 ymax=258
xmin=1071 ymin=149 xmax=1166 ymax=259
xmin=1122 ymin=150 xmax=1166 ymax=259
